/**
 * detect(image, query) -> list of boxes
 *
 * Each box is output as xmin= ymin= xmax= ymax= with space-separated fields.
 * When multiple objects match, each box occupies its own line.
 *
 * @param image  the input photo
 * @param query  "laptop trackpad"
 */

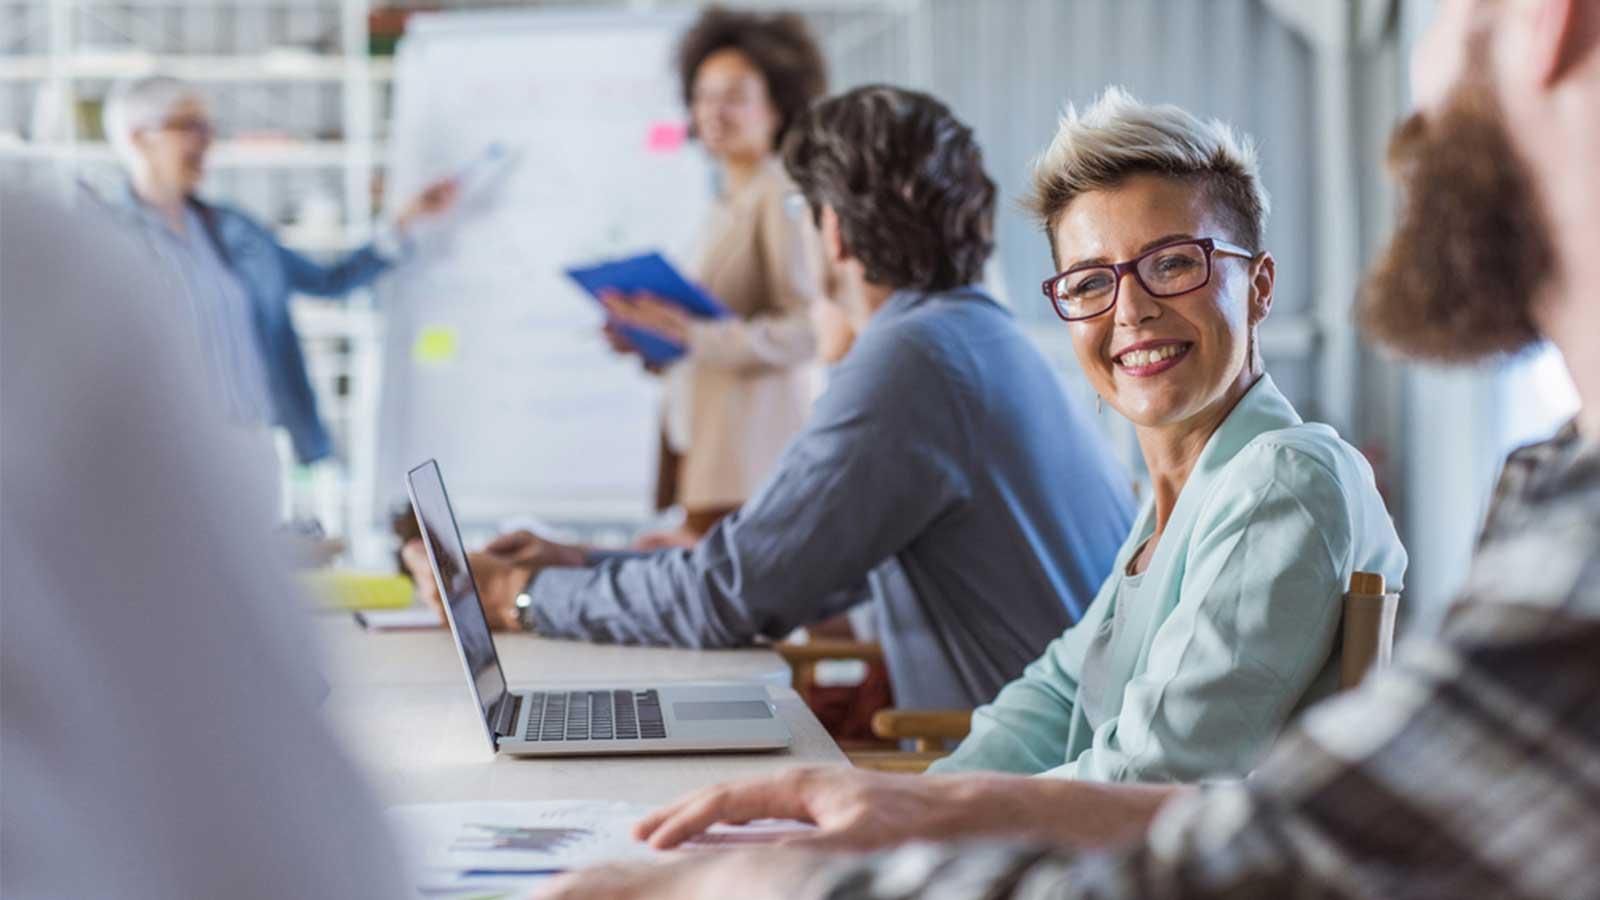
xmin=673 ymin=700 xmax=774 ymax=721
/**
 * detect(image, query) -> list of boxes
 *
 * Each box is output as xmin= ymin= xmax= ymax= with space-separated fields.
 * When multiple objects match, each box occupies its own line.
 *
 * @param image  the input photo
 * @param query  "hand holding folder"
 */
xmin=566 ymin=253 xmax=727 ymax=365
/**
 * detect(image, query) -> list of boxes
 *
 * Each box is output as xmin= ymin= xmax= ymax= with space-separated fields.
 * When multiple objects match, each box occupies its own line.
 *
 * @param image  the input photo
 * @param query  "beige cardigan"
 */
xmin=670 ymin=158 xmax=823 ymax=510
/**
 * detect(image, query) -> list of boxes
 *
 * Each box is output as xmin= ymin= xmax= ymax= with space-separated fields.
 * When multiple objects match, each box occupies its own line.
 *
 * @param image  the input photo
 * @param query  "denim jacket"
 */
xmin=106 ymin=183 xmax=395 ymax=463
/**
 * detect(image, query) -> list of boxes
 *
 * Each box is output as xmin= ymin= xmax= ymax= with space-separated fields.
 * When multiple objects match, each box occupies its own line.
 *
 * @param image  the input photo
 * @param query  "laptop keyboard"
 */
xmin=523 ymin=690 xmax=667 ymax=742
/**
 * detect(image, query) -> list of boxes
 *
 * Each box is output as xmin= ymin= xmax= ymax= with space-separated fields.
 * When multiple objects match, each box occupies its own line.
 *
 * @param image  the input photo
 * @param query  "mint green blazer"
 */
xmin=929 ymin=375 xmax=1407 ymax=782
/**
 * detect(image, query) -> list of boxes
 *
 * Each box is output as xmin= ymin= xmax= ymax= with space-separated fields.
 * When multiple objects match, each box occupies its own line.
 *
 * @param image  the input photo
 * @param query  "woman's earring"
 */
xmin=1096 ymin=394 xmax=1103 ymax=415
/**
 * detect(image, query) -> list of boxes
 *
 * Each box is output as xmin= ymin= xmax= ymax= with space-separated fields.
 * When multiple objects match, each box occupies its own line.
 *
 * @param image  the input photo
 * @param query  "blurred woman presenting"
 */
xmin=602 ymin=7 xmax=829 ymax=543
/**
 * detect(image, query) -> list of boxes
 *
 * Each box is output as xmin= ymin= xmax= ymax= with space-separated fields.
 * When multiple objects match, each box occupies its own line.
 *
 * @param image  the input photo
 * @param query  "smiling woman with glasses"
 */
xmin=920 ymin=87 xmax=1410 ymax=784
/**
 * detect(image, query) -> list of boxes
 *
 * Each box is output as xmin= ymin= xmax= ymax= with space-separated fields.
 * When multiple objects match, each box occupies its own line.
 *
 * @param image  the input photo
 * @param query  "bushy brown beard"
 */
xmin=1358 ymin=77 xmax=1552 ymax=363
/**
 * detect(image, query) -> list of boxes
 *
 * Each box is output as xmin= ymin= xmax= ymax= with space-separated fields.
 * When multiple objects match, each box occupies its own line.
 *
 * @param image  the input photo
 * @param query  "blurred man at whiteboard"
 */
xmin=600 ymin=8 xmax=832 ymax=545
xmin=406 ymin=86 xmax=1134 ymax=713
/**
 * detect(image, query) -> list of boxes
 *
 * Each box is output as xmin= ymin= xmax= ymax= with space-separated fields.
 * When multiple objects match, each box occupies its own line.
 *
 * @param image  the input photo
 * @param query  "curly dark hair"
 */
xmin=676 ymin=6 xmax=828 ymax=150
xmin=781 ymin=85 xmax=996 ymax=293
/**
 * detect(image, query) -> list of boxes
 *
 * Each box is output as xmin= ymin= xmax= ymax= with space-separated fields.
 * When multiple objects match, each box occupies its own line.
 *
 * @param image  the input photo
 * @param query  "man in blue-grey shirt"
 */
xmin=408 ymin=86 xmax=1135 ymax=710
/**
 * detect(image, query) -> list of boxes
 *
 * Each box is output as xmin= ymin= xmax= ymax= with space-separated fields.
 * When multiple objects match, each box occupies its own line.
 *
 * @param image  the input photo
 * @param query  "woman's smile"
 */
xmin=1112 ymin=339 xmax=1193 ymax=377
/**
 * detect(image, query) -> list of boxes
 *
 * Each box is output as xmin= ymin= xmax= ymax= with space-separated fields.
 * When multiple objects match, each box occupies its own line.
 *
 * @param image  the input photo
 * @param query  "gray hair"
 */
xmin=1026 ymin=86 xmax=1271 ymax=260
xmin=103 ymin=75 xmax=202 ymax=168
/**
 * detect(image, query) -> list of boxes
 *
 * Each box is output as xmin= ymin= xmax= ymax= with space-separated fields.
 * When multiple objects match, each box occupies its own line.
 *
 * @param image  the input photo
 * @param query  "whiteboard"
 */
xmin=378 ymin=10 xmax=711 ymax=524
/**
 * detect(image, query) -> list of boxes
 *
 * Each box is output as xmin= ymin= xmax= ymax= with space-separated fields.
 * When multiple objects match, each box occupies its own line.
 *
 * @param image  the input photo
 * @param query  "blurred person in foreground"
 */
xmin=539 ymin=0 xmax=1600 ymax=896
xmin=101 ymin=74 xmax=457 ymax=468
xmin=0 ymin=182 xmax=406 ymax=899
xmin=407 ymin=86 xmax=1137 ymax=712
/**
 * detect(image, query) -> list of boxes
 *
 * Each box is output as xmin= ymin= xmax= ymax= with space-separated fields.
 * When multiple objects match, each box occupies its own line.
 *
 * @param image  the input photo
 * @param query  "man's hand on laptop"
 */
xmin=399 ymin=532 xmax=586 ymax=631
xmin=479 ymin=529 xmax=577 ymax=565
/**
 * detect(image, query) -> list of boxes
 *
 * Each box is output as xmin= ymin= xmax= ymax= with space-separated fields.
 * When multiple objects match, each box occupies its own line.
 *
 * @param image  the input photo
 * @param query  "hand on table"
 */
xmin=535 ymin=847 xmax=819 ymax=900
xmin=600 ymin=290 xmax=694 ymax=347
xmin=633 ymin=767 xmax=999 ymax=852
xmin=399 ymin=530 xmax=586 ymax=631
xmin=631 ymin=767 xmax=1183 ymax=853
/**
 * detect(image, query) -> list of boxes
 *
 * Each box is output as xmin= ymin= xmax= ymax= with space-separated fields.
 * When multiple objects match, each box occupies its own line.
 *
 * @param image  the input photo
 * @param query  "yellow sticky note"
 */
xmin=413 ymin=325 xmax=459 ymax=365
xmin=300 ymin=570 xmax=416 ymax=610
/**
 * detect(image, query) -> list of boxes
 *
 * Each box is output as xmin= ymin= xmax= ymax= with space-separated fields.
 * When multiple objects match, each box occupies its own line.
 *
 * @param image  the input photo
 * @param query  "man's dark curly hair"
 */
xmin=676 ymin=6 xmax=827 ymax=150
xmin=782 ymin=85 xmax=996 ymax=293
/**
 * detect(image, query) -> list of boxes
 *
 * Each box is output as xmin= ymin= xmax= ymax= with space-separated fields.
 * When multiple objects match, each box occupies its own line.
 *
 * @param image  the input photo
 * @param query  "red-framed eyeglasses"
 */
xmin=1041 ymin=237 xmax=1255 ymax=322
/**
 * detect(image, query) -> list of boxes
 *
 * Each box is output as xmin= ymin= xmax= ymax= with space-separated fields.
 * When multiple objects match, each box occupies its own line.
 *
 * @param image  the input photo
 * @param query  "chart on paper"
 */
xmin=391 ymin=800 xmax=657 ymax=874
xmin=390 ymin=799 xmax=817 ymax=896
xmin=391 ymin=799 xmax=818 ymax=870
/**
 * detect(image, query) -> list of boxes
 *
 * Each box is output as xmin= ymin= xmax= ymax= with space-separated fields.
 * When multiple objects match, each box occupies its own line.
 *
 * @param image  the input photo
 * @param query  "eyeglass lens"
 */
xmin=1052 ymin=241 xmax=1210 ymax=320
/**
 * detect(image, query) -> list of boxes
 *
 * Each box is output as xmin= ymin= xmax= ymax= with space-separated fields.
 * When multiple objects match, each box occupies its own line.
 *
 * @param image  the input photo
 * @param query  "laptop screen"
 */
xmin=406 ymin=460 xmax=509 ymax=732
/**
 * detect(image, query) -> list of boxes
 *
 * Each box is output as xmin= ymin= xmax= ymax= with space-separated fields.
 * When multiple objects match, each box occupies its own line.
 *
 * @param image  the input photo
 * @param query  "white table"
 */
xmin=317 ymin=616 xmax=846 ymax=806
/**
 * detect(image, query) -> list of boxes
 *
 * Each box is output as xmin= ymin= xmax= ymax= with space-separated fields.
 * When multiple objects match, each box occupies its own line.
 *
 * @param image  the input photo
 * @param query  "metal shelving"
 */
xmin=0 ymin=51 xmax=395 ymax=81
xmin=3 ymin=0 xmax=389 ymax=228
xmin=0 ymin=136 xmax=383 ymax=166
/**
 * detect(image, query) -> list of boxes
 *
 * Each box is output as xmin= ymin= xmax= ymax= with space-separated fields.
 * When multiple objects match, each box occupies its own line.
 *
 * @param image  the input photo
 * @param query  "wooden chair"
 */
xmin=844 ymin=571 xmax=1401 ymax=773
xmin=775 ymin=640 xmax=886 ymax=696
xmin=845 ymin=709 xmax=973 ymax=772
xmin=775 ymin=639 xmax=895 ymax=753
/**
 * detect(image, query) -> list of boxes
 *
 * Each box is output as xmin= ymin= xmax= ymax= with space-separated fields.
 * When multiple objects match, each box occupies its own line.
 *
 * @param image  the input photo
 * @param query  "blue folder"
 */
xmin=565 ymin=252 xmax=727 ymax=366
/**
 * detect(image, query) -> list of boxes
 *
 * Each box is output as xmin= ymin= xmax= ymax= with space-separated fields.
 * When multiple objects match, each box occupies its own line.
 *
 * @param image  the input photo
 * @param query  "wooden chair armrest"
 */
xmin=776 ymin=640 xmax=885 ymax=693
xmin=846 ymin=750 xmax=950 ymax=774
xmin=871 ymin=708 xmax=972 ymax=752
xmin=774 ymin=641 xmax=886 ymax=665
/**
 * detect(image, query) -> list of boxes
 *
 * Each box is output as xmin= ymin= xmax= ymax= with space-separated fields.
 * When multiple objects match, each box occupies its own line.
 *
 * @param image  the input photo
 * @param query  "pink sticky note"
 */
xmin=646 ymin=121 xmax=689 ymax=154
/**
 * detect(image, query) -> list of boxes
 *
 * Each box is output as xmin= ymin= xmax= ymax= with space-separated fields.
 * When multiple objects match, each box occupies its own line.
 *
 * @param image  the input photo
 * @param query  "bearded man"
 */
xmin=539 ymin=1 xmax=1600 ymax=897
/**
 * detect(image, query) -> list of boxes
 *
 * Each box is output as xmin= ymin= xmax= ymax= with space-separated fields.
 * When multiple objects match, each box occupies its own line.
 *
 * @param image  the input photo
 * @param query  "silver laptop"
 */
xmin=406 ymin=459 xmax=791 ymax=757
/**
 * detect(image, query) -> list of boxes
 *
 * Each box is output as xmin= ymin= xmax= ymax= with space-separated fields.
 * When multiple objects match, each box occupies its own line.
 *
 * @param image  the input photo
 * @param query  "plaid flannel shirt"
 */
xmin=804 ymin=423 xmax=1600 ymax=900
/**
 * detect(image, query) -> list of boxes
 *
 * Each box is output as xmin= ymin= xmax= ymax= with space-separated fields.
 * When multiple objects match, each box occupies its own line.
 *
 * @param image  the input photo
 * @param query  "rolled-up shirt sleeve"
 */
xmin=528 ymin=330 xmax=971 ymax=647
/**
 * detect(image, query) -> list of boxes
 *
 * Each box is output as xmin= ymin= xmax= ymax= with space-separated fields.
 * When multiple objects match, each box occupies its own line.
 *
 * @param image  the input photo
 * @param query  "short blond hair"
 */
xmin=1027 ymin=86 xmax=1270 ymax=262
